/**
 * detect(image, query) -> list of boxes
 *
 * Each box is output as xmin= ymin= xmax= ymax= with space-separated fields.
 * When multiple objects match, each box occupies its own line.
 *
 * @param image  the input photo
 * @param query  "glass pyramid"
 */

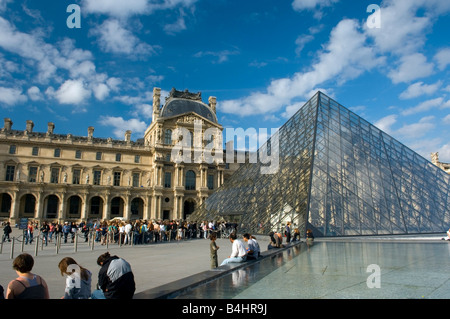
xmin=189 ymin=92 xmax=450 ymax=237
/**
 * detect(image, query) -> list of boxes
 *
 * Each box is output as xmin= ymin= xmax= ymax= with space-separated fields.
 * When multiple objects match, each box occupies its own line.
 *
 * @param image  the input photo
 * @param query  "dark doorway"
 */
xmin=183 ymin=199 xmax=196 ymax=220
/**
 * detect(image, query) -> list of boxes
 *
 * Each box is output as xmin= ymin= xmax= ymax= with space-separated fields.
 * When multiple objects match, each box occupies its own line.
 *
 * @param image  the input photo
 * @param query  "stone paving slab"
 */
xmin=0 ymin=227 xmax=271 ymax=299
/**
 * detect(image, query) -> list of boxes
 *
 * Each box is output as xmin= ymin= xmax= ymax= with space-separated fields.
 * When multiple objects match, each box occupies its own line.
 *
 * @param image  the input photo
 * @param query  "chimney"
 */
xmin=3 ymin=118 xmax=13 ymax=131
xmin=26 ymin=120 xmax=34 ymax=133
xmin=88 ymin=126 xmax=94 ymax=140
xmin=152 ymin=87 xmax=161 ymax=123
xmin=125 ymin=130 xmax=131 ymax=143
xmin=47 ymin=122 xmax=55 ymax=135
xmin=208 ymin=96 xmax=217 ymax=113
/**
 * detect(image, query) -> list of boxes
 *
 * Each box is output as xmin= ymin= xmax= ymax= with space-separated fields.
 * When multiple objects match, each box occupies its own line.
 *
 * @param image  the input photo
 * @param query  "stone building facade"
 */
xmin=0 ymin=88 xmax=237 ymax=224
xmin=431 ymin=152 xmax=450 ymax=174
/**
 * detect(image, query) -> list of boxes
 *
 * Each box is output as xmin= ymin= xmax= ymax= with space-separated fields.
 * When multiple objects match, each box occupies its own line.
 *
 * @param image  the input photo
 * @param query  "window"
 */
xmin=32 ymin=147 xmax=39 ymax=156
xmin=93 ymin=170 xmax=102 ymax=185
xmin=50 ymin=167 xmax=60 ymax=183
xmin=134 ymin=155 xmax=140 ymax=163
xmin=115 ymin=153 xmax=122 ymax=162
xmin=207 ymin=174 xmax=214 ymax=190
xmin=54 ymin=148 xmax=61 ymax=158
xmin=166 ymin=153 xmax=171 ymax=162
xmin=9 ymin=145 xmax=16 ymax=154
xmin=164 ymin=172 xmax=172 ymax=188
xmin=185 ymin=170 xmax=196 ymax=190
xmin=75 ymin=150 xmax=82 ymax=159
xmin=132 ymin=173 xmax=140 ymax=187
xmin=96 ymin=152 xmax=102 ymax=160
xmin=5 ymin=165 xmax=15 ymax=181
xmin=72 ymin=169 xmax=81 ymax=184
xmin=165 ymin=129 xmax=172 ymax=145
xmin=28 ymin=167 xmax=38 ymax=183
xmin=113 ymin=171 xmax=121 ymax=186
xmin=69 ymin=197 xmax=81 ymax=215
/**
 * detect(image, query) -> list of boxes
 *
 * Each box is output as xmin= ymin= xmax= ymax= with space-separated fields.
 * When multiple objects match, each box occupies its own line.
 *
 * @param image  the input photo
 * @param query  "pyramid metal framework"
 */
xmin=188 ymin=92 xmax=450 ymax=237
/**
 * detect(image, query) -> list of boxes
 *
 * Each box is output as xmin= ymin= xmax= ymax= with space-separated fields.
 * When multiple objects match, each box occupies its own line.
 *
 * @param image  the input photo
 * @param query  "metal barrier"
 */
xmin=1 ymin=227 xmax=234 ymax=259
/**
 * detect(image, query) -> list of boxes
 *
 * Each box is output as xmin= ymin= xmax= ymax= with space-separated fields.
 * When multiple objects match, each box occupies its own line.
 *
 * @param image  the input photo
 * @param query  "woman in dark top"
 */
xmin=6 ymin=253 xmax=49 ymax=299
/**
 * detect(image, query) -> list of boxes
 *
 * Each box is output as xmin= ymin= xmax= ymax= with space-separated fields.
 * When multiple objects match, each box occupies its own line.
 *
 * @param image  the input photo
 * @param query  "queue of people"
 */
xmin=1 ymin=219 xmax=239 ymax=247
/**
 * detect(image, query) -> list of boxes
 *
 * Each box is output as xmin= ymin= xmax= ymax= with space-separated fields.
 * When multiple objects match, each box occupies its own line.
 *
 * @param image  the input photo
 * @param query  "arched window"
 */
xmin=165 ymin=129 xmax=172 ymax=145
xmin=185 ymin=170 xmax=196 ymax=190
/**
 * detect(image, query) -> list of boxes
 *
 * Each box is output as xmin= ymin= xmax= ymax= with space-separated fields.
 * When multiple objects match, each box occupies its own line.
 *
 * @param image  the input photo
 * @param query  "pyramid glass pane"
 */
xmin=189 ymin=92 xmax=450 ymax=237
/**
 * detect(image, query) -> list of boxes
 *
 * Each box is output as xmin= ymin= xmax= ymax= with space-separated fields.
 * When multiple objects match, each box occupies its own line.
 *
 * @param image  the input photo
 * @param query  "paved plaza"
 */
xmin=0 ymin=228 xmax=271 ymax=299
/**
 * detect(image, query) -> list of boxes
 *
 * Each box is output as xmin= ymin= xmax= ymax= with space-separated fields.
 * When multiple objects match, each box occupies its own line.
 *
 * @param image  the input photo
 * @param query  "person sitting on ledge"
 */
xmin=442 ymin=228 xmax=450 ymax=241
xmin=243 ymin=233 xmax=260 ymax=259
xmin=267 ymin=231 xmax=284 ymax=249
xmin=220 ymin=232 xmax=247 ymax=266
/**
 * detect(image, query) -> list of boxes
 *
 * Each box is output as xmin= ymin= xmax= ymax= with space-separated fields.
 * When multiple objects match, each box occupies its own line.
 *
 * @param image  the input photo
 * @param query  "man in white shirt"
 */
xmin=220 ymin=233 xmax=247 ymax=266
xmin=124 ymin=221 xmax=132 ymax=245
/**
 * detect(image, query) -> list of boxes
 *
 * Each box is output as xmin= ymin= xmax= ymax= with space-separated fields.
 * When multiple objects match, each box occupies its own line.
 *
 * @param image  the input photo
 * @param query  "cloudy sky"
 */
xmin=1 ymin=0 xmax=450 ymax=161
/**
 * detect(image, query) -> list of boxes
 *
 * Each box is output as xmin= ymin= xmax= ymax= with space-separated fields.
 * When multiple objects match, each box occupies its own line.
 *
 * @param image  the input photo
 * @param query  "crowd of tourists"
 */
xmin=2 ymin=218 xmax=239 ymax=246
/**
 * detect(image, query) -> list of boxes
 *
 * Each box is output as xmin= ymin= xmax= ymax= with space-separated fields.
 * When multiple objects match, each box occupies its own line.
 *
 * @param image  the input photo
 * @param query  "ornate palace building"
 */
xmin=431 ymin=152 xmax=450 ymax=175
xmin=0 ymin=88 xmax=238 ymax=224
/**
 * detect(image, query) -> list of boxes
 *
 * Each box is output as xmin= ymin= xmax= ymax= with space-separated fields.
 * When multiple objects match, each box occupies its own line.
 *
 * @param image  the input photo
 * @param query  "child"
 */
xmin=209 ymin=232 xmax=220 ymax=269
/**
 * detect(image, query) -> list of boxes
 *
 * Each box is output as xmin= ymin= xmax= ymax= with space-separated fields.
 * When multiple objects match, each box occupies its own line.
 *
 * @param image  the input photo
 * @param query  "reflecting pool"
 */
xmin=174 ymin=241 xmax=450 ymax=299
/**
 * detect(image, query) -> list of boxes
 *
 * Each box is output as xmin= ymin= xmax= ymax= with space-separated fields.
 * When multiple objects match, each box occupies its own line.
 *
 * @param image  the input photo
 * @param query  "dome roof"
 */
xmin=159 ymin=88 xmax=218 ymax=124
xmin=160 ymin=99 xmax=218 ymax=123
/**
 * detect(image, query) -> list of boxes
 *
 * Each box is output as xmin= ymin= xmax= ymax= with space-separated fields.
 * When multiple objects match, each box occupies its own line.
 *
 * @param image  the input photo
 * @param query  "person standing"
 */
xmin=209 ymin=232 xmax=220 ymax=268
xmin=62 ymin=222 xmax=71 ymax=243
xmin=96 ymin=252 xmax=135 ymax=299
xmin=40 ymin=222 xmax=50 ymax=246
xmin=6 ymin=253 xmax=49 ymax=299
xmin=2 ymin=221 xmax=12 ymax=242
xmin=306 ymin=229 xmax=314 ymax=249
xmin=220 ymin=233 xmax=247 ymax=266
xmin=285 ymin=222 xmax=292 ymax=243
xmin=25 ymin=222 xmax=34 ymax=245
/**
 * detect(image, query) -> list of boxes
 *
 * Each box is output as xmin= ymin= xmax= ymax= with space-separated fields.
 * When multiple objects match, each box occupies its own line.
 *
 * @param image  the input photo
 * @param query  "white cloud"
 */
xmin=374 ymin=114 xmax=397 ymax=134
xmin=92 ymin=83 xmax=110 ymax=101
xmin=27 ymin=86 xmax=43 ymax=101
xmin=364 ymin=0 xmax=432 ymax=55
xmin=53 ymin=79 xmax=91 ymax=106
xmin=82 ymin=0 xmax=198 ymax=18
xmin=437 ymin=143 xmax=450 ymax=162
xmin=90 ymin=19 xmax=158 ymax=57
xmin=292 ymin=0 xmax=339 ymax=19
xmin=132 ymin=103 xmax=153 ymax=119
xmin=442 ymin=114 xmax=450 ymax=124
xmin=82 ymin=0 xmax=151 ymax=18
xmin=399 ymin=81 xmax=441 ymax=99
xmin=164 ymin=9 xmax=187 ymax=35
xmin=396 ymin=116 xmax=435 ymax=138
xmin=0 ymin=86 xmax=27 ymax=106
xmin=194 ymin=50 xmax=240 ymax=64
xmin=219 ymin=19 xmax=383 ymax=116
xmin=434 ymin=47 xmax=450 ymax=71
xmin=388 ymin=53 xmax=434 ymax=84
xmin=99 ymin=116 xmax=147 ymax=138
xmin=401 ymin=97 xmax=444 ymax=115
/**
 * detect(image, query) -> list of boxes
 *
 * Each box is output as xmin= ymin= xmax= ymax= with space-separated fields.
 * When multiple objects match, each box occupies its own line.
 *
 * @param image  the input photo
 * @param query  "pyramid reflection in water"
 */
xmin=188 ymin=92 xmax=450 ymax=237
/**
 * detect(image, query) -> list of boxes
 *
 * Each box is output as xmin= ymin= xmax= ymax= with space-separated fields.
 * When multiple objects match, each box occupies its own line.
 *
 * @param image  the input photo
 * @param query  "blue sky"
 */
xmin=1 ymin=0 xmax=450 ymax=162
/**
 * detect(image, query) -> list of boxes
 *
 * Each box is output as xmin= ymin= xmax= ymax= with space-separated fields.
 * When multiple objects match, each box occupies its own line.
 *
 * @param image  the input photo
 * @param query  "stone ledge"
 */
xmin=133 ymin=241 xmax=302 ymax=299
